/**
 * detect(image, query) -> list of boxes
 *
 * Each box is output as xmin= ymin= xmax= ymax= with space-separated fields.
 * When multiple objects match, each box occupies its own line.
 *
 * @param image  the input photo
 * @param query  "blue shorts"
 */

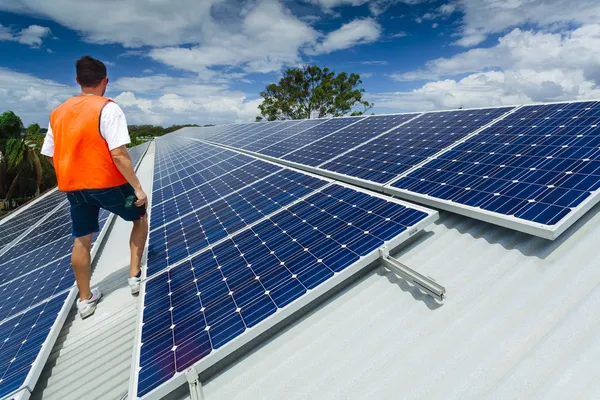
xmin=66 ymin=183 xmax=146 ymax=238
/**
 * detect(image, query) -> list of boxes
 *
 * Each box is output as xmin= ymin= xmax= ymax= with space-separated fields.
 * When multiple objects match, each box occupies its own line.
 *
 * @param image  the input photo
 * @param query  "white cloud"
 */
xmin=394 ymin=25 xmax=600 ymax=82
xmin=0 ymin=0 xmax=217 ymax=47
xmin=309 ymin=18 xmax=381 ymax=54
xmin=378 ymin=21 xmax=600 ymax=113
xmin=0 ymin=68 xmax=75 ymax=125
xmin=305 ymin=0 xmax=426 ymax=15
xmin=374 ymin=68 xmax=600 ymax=112
xmin=432 ymin=23 xmax=439 ymax=29
xmin=361 ymin=72 xmax=374 ymax=78
xmin=109 ymin=74 xmax=263 ymax=125
xmin=143 ymin=69 xmax=153 ymax=74
xmin=455 ymin=0 xmax=600 ymax=47
xmin=358 ymin=60 xmax=389 ymax=65
xmin=390 ymin=32 xmax=408 ymax=38
xmin=0 ymin=24 xmax=51 ymax=47
xmin=149 ymin=0 xmax=318 ymax=74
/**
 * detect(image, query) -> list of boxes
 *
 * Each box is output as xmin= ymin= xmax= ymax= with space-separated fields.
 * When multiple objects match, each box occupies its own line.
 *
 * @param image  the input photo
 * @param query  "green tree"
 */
xmin=26 ymin=123 xmax=43 ymax=139
xmin=0 ymin=112 xmax=44 ymax=210
xmin=256 ymin=65 xmax=373 ymax=121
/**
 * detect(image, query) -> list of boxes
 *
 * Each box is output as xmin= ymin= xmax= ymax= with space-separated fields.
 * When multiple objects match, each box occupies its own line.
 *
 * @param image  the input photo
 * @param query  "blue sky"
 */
xmin=1 ymin=0 xmax=599 ymax=126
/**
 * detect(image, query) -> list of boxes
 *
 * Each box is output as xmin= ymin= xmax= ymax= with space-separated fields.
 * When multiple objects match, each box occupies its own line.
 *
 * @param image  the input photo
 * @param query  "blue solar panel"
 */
xmin=207 ymin=123 xmax=270 ymax=146
xmin=0 ymin=190 xmax=66 ymax=252
xmin=0 ymin=257 xmax=72 ymax=322
xmin=0 ymin=292 xmax=69 ymax=399
xmin=321 ymin=107 xmax=513 ymax=184
xmin=219 ymin=121 xmax=293 ymax=148
xmin=257 ymin=117 xmax=364 ymax=158
xmin=152 ymin=153 xmax=255 ymax=205
xmin=390 ymin=101 xmax=600 ymax=235
xmin=282 ymin=114 xmax=418 ymax=167
xmin=147 ymin=170 xmax=328 ymax=276
xmin=242 ymin=119 xmax=327 ymax=154
xmin=149 ymin=161 xmax=283 ymax=232
xmin=135 ymin=184 xmax=434 ymax=398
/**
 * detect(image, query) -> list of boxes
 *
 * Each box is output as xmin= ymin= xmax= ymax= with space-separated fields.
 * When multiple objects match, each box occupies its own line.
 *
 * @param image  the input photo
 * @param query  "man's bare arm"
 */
xmin=45 ymin=156 xmax=54 ymax=167
xmin=111 ymin=145 xmax=148 ymax=207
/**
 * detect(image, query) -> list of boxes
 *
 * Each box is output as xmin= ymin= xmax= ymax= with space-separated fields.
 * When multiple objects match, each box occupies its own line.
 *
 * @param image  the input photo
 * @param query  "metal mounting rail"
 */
xmin=185 ymin=366 xmax=205 ymax=400
xmin=379 ymin=246 xmax=446 ymax=301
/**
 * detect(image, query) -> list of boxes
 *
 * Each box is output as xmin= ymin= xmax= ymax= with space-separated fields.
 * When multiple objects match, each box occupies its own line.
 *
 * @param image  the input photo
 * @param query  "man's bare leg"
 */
xmin=72 ymin=234 xmax=94 ymax=301
xmin=130 ymin=216 xmax=148 ymax=278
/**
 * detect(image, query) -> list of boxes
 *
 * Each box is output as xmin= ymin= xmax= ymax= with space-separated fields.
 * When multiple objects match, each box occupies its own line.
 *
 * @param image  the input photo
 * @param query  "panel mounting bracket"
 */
xmin=185 ymin=366 xmax=205 ymax=400
xmin=379 ymin=246 xmax=446 ymax=301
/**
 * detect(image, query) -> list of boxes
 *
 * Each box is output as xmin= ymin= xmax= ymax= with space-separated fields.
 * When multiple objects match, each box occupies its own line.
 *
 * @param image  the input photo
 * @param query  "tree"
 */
xmin=26 ymin=123 xmax=43 ymax=139
xmin=0 ymin=112 xmax=45 ymax=210
xmin=256 ymin=65 xmax=373 ymax=121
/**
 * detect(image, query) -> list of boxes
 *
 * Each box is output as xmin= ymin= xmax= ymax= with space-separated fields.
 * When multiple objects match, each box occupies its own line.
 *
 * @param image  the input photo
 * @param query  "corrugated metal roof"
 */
xmin=31 ymin=139 xmax=600 ymax=400
xmin=182 ymin=205 xmax=600 ymax=400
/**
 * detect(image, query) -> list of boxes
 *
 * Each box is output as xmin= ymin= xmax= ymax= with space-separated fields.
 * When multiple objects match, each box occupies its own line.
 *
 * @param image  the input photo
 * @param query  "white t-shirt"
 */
xmin=41 ymin=101 xmax=131 ymax=157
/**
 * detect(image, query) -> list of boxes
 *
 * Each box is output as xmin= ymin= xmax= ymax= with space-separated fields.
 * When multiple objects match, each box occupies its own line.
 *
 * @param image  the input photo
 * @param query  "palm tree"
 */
xmin=0 ymin=111 xmax=43 ymax=210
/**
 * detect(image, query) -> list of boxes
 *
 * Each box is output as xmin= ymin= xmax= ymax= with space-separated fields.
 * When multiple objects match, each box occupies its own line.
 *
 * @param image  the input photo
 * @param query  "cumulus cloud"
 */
xmin=374 ymin=68 xmax=600 ymax=112
xmin=0 ymin=0 xmax=216 ymax=47
xmin=109 ymin=75 xmax=262 ymax=126
xmin=309 ymin=18 xmax=381 ymax=54
xmin=304 ymin=0 xmax=427 ymax=15
xmin=0 ymin=24 xmax=51 ymax=47
xmin=380 ymin=23 xmax=600 ymax=112
xmin=393 ymin=25 xmax=600 ymax=82
xmin=0 ymin=68 xmax=75 ymax=124
xmin=455 ymin=0 xmax=600 ymax=47
xmin=149 ymin=0 xmax=318 ymax=75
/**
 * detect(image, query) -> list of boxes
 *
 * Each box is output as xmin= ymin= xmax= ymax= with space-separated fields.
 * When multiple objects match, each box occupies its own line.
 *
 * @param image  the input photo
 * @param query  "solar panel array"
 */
xmin=132 ymin=136 xmax=437 ymax=398
xmin=181 ymin=101 xmax=600 ymax=239
xmin=0 ymin=142 xmax=149 ymax=399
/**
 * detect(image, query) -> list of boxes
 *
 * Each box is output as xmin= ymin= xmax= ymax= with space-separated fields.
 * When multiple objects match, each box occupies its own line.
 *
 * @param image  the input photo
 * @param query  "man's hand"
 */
xmin=134 ymin=187 xmax=148 ymax=208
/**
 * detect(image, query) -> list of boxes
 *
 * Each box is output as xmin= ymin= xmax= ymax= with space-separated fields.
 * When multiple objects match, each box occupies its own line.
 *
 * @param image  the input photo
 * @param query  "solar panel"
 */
xmin=255 ymin=117 xmax=365 ymax=158
xmin=387 ymin=101 xmax=600 ymax=239
xmin=132 ymin=183 xmax=437 ymax=399
xmin=147 ymin=169 xmax=328 ymax=276
xmin=206 ymin=123 xmax=270 ymax=146
xmin=0 ymin=257 xmax=73 ymax=322
xmin=242 ymin=119 xmax=328 ymax=154
xmin=320 ymin=107 xmax=513 ymax=184
xmin=282 ymin=114 xmax=420 ymax=167
xmin=224 ymin=120 xmax=303 ymax=149
xmin=0 ymin=291 xmax=72 ymax=400
xmin=0 ymin=190 xmax=66 ymax=253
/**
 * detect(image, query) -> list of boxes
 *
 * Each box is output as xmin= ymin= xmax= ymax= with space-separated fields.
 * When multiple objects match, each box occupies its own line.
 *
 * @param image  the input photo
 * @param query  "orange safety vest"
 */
xmin=50 ymin=95 xmax=128 ymax=192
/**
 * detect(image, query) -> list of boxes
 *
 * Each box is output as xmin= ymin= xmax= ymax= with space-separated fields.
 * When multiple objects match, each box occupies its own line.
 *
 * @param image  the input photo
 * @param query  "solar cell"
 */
xmin=146 ymin=169 xmax=328 ymax=276
xmin=0 ymin=292 xmax=70 ymax=399
xmin=282 ymin=114 xmax=419 ymax=167
xmin=256 ymin=117 xmax=364 ymax=158
xmin=388 ymin=101 xmax=600 ymax=239
xmin=321 ymin=107 xmax=513 ymax=184
xmin=0 ymin=257 xmax=72 ymax=322
xmin=149 ymin=160 xmax=282 ymax=231
xmin=134 ymin=184 xmax=436 ymax=398
xmin=206 ymin=123 xmax=270 ymax=146
xmin=224 ymin=120 xmax=303 ymax=148
xmin=0 ymin=190 xmax=66 ymax=253
xmin=242 ymin=119 xmax=327 ymax=154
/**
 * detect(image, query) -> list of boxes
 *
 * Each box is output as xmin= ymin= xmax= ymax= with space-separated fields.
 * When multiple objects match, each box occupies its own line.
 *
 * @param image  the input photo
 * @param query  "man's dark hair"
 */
xmin=76 ymin=56 xmax=107 ymax=87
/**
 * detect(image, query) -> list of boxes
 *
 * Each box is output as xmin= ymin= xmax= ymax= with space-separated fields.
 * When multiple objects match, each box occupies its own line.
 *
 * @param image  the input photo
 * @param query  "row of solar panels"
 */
xmin=0 ymin=143 xmax=150 ymax=400
xmin=174 ymin=100 xmax=600 ymax=240
xmin=131 ymin=136 xmax=439 ymax=398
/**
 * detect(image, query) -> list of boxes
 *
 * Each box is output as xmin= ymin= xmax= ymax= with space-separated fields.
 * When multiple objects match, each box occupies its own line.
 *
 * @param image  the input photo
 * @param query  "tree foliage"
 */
xmin=257 ymin=65 xmax=373 ymax=121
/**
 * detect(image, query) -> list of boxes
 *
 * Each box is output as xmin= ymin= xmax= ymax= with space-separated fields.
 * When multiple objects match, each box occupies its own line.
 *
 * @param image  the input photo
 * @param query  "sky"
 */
xmin=1 ymin=0 xmax=600 ymax=127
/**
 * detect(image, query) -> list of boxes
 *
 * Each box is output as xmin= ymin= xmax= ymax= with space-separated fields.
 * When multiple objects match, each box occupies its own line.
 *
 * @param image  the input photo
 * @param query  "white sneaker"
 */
xmin=128 ymin=275 xmax=141 ymax=295
xmin=77 ymin=288 xmax=102 ymax=319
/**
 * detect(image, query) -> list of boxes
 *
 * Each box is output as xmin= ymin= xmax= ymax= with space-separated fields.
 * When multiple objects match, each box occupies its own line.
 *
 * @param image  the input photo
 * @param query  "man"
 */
xmin=42 ymin=56 xmax=148 ymax=319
